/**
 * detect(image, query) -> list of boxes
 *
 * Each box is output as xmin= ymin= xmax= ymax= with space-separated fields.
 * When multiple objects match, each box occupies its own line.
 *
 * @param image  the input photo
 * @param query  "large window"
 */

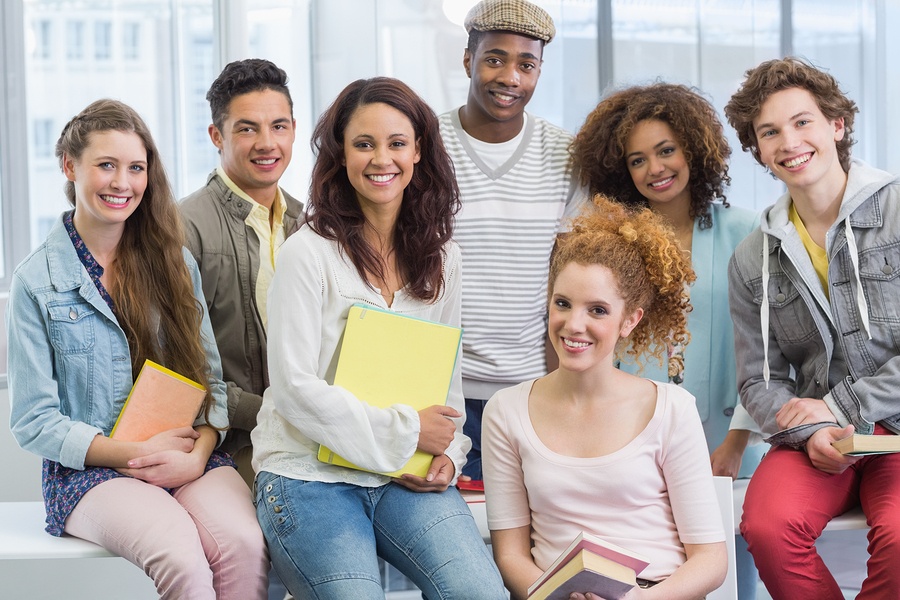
xmin=23 ymin=0 xmax=215 ymax=247
xmin=3 ymin=0 xmax=900 ymax=372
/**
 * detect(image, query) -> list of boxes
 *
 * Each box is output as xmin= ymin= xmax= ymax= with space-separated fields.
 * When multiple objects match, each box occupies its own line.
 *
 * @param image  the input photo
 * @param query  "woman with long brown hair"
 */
xmin=252 ymin=77 xmax=505 ymax=599
xmin=7 ymin=99 xmax=268 ymax=599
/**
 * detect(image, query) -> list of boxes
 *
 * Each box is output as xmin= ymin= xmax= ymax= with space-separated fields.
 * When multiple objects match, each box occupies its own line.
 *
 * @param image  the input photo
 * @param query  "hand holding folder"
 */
xmin=317 ymin=304 xmax=463 ymax=478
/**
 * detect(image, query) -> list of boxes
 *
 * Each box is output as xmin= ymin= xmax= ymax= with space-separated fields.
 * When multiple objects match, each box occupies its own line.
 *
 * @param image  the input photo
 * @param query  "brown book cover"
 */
xmin=110 ymin=360 xmax=206 ymax=442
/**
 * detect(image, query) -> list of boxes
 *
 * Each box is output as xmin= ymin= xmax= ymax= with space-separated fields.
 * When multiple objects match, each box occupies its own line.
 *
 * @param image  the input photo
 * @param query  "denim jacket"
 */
xmin=7 ymin=214 xmax=229 ymax=470
xmin=728 ymin=160 xmax=900 ymax=447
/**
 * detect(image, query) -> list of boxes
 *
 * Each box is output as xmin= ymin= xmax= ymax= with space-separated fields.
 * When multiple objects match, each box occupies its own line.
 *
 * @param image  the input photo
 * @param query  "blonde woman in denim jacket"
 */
xmin=725 ymin=57 xmax=900 ymax=599
xmin=7 ymin=99 xmax=268 ymax=599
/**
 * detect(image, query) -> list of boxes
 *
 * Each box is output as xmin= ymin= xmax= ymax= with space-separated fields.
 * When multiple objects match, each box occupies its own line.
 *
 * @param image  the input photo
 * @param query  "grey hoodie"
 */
xmin=728 ymin=159 xmax=900 ymax=447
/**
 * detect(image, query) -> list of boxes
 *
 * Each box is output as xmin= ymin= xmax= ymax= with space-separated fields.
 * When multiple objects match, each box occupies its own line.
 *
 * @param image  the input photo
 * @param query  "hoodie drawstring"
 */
xmin=761 ymin=235 xmax=771 ymax=388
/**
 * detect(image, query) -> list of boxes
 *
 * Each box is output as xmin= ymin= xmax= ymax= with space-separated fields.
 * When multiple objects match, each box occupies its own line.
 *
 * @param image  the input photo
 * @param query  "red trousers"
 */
xmin=741 ymin=425 xmax=900 ymax=600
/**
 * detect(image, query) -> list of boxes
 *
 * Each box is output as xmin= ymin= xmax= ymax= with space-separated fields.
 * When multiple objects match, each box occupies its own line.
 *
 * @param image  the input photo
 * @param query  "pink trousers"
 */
xmin=66 ymin=466 xmax=269 ymax=600
xmin=741 ymin=426 xmax=900 ymax=600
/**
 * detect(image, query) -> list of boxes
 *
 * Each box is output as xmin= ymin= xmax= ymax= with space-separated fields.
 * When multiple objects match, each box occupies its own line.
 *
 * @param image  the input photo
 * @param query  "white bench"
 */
xmin=0 ymin=481 xmax=868 ymax=561
xmin=730 ymin=479 xmax=868 ymax=534
xmin=0 ymin=501 xmax=115 ymax=560
xmin=463 ymin=479 xmax=869 ymax=545
xmin=463 ymin=478 xmax=869 ymax=600
xmin=0 ymin=502 xmax=157 ymax=599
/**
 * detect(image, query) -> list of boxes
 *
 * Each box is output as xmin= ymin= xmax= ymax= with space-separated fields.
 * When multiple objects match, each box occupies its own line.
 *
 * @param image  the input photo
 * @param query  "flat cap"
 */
xmin=464 ymin=0 xmax=556 ymax=44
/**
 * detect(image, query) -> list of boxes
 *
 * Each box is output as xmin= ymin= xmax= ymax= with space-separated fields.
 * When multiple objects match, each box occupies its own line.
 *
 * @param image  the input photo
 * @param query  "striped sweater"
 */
xmin=439 ymin=109 xmax=588 ymax=399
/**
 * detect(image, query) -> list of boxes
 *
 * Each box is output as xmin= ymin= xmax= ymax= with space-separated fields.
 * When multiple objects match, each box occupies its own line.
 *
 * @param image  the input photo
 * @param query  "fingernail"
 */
xmin=427 ymin=473 xmax=434 ymax=481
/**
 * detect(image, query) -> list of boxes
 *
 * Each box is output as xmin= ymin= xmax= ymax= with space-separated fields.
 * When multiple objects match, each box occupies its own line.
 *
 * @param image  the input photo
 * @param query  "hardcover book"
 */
xmin=317 ymin=304 xmax=462 ymax=478
xmin=528 ymin=532 xmax=650 ymax=600
xmin=110 ymin=360 xmax=206 ymax=442
xmin=832 ymin=433 xmax=900 ymax=456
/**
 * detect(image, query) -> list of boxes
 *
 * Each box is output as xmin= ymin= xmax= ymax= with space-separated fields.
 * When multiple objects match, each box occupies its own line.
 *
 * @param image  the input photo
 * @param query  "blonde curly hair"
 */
xmin=549 ymin=195 xmax=696 ymax=369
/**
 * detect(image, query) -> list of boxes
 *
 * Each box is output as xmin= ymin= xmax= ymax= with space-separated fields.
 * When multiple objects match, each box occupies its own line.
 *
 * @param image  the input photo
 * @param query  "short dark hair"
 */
xmin=206 ymin=58 xmax=293 ymax=131
xmin=724 ymin=57 xmax=857 ymax=172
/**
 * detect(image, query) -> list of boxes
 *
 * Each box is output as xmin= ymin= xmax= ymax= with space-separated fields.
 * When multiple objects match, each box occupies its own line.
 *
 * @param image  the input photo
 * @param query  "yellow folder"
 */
xmin=317 ymin=304 xmax=462 ymax=477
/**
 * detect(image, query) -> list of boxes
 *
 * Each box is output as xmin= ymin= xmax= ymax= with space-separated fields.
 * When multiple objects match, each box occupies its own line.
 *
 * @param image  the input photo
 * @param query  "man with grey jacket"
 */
xmin=181 ymin=58 xmax=303 ymax=486
xmin=725 ymin=57 xmax=900 ymax=599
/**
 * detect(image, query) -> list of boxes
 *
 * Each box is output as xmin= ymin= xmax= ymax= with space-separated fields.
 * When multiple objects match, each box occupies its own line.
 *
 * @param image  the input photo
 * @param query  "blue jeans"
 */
xmin=255 ymin=472 xmax=506 ymax=599
xmin=462 ymin=398 xmax=488 ymax=480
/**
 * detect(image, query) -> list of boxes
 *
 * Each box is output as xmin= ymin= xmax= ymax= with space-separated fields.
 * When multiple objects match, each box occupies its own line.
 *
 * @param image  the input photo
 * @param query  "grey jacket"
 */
xmin=729 ymin=159 xmax=900 ymax=447
xmin=180 ymin=171 xmax=304 ymax=455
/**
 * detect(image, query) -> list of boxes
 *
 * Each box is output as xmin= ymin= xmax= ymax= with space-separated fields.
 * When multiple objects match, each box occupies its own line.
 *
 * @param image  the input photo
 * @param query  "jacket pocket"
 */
xmin=47 ymin=300 xmax=95 ymax=353
xmin=857 ymin=242 xmax=900 ymax=324
xmin=750 ymin=272 xmax=820 ymax=344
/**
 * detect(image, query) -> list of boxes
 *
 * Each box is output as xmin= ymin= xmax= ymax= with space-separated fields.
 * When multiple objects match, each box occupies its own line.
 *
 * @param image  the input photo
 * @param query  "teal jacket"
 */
xmin=619 ymin=203 xmax=763 ymax=476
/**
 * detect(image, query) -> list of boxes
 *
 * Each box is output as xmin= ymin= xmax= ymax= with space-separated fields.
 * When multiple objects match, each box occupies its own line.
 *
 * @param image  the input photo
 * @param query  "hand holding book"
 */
xmin=832 ymin=432 xmax=900 ymax=455
xmin=528 ymin=532 xmax=650 ymax=600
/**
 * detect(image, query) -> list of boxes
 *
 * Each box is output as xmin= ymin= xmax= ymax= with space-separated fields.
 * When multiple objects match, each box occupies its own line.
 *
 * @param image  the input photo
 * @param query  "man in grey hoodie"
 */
xmin=725 ymin=57 xmax=900 ymax=600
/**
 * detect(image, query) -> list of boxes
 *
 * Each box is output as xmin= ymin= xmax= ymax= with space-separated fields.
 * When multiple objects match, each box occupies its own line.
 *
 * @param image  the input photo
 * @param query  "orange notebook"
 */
xmin=110 ymin=360 xmax=206 ymax=442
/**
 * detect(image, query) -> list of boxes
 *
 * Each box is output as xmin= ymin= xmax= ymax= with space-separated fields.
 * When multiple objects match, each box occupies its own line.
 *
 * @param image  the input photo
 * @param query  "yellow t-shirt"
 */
xmin=216 ymin=166 xmax=286 ymax=328
xmin=789 ymin=202 xmax=829 ymax=298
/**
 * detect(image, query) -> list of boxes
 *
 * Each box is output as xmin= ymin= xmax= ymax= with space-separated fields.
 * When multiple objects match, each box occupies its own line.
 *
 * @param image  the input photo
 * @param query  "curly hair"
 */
xmin=207 ymin=58 xmax=293 ymax=131
xmin=549 ymin=195 xmax=695 ymax=368
xmin=307 ymin=77 xmax=460 ymax=302
xmin=56 ymin=99 xmax=217 ymax=425
xmin=571 ymin=82 xmax=731 ymax=230
xmin=724 ymin=57 xmax=857 ymax=172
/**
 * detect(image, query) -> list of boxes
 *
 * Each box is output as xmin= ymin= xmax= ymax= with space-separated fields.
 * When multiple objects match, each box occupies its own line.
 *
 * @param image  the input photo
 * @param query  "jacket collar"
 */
xmin=206 ymin=170 xmax=305 ymax=227
xmin=760 ymin=159 xmax=896 ymax=241
xmin=45 ymin=213 xmax=88 ymax=293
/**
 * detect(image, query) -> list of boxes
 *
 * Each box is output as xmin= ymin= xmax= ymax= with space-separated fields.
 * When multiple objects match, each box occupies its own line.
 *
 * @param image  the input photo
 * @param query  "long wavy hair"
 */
xmin=307 ymin=77 xmax=460 ymax=302
xmin=725 ymin=57 xmax=857 ymax=172
xmin=56 ymin=99 xmax=216 ymax=423
xmin=550 ymin=196 xmax=695 ymax=368
xmin=571 ymin=82 xmax=731 ymax=230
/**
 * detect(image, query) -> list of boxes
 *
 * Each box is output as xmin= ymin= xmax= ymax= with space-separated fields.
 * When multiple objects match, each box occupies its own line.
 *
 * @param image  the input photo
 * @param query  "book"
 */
xmin=528 ymin=532 xmax=650 ymax=600
xmin=317 ymin=304 xmax=463 ymax=478
xmin=832 ymin=433 xmax=900 ymax=456
xmin=529 ymin=549 xmax=639 ymax=600
xmin=110 ymin=360 xmax=206 ymax=442
xmin=456 ymin=479 xmax=485 ymax=492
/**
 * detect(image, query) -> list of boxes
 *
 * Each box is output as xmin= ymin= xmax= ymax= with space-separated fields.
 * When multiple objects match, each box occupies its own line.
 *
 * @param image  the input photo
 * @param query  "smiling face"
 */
xmin=624 ymin=119 xmax=692 ymax=212
xmin=342 ymin=102 xmax=421 ymax=218
xmin=64 ymin=129 xmax=147 ymax=237
xmin=209 ymin=88 xmax=295 ymax=207
xmin=753 ymin=87 xmax=846 ymax=197
xmin=548 ymin=262 xmax=643 ymax=374
xmin=462 ymin=31 xmax=543 ymax=141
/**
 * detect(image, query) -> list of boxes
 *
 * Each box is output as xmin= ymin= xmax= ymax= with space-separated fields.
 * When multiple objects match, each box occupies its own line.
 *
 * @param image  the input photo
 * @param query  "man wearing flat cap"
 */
xmin=439 ymin=0 xmax=588 ymax=481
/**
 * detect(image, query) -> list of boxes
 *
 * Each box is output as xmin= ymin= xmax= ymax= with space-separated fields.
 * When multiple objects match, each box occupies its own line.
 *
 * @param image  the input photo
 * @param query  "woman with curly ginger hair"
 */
xmin=482 ymin=196 xmax=727 ymax=600
xmin=572 ymin=82 xmax=764 ymax=598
